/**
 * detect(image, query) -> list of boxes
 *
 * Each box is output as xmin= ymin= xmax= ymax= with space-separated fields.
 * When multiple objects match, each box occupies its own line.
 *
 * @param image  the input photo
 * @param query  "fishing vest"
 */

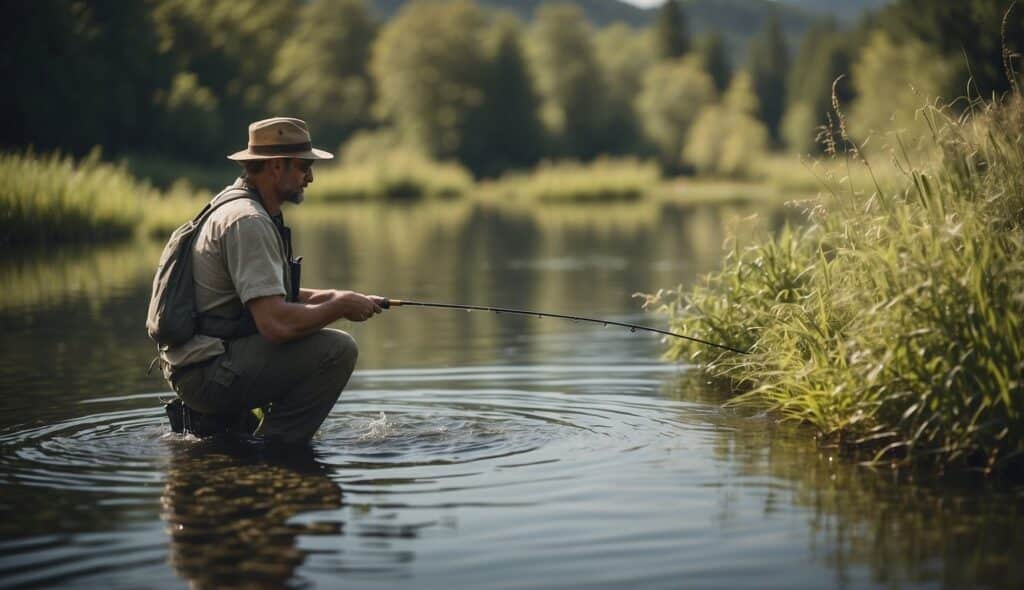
xmin=146 ymin=184 xmax=301 ymax=348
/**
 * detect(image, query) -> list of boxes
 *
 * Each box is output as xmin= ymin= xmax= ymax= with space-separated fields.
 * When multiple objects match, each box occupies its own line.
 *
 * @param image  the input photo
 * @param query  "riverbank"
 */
xmin=2 ymin=147 xmax=816 ymax=247
xmin=645 ymin=94 xmax=1024 ymax=476
xmin=1 ymin=151 xmax=209 ymax=246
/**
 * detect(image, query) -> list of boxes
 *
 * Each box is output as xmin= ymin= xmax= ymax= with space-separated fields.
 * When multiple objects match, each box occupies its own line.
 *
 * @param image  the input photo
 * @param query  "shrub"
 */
xmin=645 ymin=94 xmax=1024 ymax=475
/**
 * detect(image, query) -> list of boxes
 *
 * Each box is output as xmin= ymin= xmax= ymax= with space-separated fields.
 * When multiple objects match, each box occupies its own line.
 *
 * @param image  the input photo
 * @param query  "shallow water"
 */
xmin=0 ymin=201 xmax=1021 ymax=589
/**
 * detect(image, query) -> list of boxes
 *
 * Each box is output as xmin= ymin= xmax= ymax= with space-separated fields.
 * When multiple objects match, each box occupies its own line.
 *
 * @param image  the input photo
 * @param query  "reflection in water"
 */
xmin=162 ymin=440 xmax=345 ymax=589
xmin=667 ymin=373 xmax=1024 ymax=590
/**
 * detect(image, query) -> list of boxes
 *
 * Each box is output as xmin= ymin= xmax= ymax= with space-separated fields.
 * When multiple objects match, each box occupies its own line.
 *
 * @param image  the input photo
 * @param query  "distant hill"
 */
xmin=370 ymin=0 xmax=818 ymax=60
xmin=370 ymin=0 xmax=818 ymax=34
xmin=778 ymin=0 xmax=892 ymax=23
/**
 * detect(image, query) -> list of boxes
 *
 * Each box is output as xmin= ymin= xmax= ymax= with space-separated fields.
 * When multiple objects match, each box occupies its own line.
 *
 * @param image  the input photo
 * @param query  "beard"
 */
xmin=284 ymin=189 xmax=305 ymax=205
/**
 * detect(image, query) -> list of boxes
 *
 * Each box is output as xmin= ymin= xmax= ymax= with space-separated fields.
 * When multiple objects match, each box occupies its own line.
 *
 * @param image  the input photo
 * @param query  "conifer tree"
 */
xmin=475 ymin=15 xmax=544 ymax=174
xmin=696 ymin=30 xmax=731 ymax=92
xmin=746 ymin=12 xmax=789 ymax=143
xmin=654 ymin=0 xmax=690 ymax=60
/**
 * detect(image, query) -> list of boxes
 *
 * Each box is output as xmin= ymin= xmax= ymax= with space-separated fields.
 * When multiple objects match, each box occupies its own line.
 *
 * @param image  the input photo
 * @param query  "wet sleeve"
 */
xmin=221 ymin=215 xmax=287 ymax=304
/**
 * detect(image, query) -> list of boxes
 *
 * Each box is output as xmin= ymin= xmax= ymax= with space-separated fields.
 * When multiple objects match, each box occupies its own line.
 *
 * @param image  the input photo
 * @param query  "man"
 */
xmin=160 ymin=117 xmax=382 ymax=445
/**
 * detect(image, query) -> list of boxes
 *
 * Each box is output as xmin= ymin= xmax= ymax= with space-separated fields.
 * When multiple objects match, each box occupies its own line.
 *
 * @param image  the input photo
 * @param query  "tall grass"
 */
xmin=1 ymin=150 xmax=209 ymax=245
xmin=645 ymin=94 xmax=1024 ymax=475
xmin=306 ymin=150 xmax=474 ymax=201
xmin=490 ymin=157 xmax=660 ymax=203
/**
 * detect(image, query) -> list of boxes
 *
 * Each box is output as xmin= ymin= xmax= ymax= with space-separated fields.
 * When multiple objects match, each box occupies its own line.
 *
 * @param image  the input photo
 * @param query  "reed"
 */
xmin=646 ymin=94 xmax=1024 ymax=475
xmin=491 ymin=157 xmax=661 ymax=203
xmin=0 ymin=150 xmax=209 ymax=245
xmin=305 ymin=150 xmax=474 ymax=201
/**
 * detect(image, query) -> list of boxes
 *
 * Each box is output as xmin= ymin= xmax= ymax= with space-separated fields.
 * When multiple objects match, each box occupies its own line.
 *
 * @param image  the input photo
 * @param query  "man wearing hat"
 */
xmin=159 ymin=117 xmax=382 ymax=445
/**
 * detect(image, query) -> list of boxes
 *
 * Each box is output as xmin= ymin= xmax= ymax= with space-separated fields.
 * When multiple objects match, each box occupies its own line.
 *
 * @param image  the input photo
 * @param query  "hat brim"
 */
xmin=227 ymin=147 xmax=334 ymax=161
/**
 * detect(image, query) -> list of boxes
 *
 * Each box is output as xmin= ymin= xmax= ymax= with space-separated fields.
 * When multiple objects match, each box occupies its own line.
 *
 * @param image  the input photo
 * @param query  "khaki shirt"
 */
xmin=160 ymin=180 xmax=288 ymax=369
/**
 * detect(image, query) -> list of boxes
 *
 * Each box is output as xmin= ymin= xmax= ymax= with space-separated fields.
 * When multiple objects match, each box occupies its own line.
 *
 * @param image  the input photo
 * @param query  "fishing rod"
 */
xmin=376 ymin=298 xmax=748 ymax=355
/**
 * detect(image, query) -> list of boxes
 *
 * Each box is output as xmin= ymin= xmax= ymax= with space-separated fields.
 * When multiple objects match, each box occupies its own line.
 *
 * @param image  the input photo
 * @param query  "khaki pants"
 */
xmin=168 ymin=329 xmax=358 ymax=445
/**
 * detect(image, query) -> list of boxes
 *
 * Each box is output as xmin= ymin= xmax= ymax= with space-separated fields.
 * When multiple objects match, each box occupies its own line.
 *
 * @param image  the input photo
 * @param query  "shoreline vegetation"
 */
xmin=1 ymin=148 xmax=811 ymax=246
xmin=644 ymin=92 xmax=1024 ymax=477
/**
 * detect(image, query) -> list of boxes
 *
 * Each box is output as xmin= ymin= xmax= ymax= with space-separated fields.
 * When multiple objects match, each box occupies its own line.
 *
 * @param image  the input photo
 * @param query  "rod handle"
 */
xmin=375 ymin=297 xmax=403 ymax=309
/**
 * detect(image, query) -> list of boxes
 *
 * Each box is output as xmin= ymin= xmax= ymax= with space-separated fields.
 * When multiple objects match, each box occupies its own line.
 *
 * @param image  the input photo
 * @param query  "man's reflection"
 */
xmin=161 ymin=440 xmax=342 ymax=589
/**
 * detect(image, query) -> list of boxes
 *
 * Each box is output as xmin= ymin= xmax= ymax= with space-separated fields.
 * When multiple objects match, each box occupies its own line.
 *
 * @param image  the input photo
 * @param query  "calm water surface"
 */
xmin=0 ymin=201 xmax=1021 ymax=589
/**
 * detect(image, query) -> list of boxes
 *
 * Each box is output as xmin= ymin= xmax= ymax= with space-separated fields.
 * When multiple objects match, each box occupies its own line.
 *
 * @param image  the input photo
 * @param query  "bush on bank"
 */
xmin=305 ymin=149 xmax=474 ymax=201
xmin=495 ymin=157 xmax=661 ymax=203
xmin=646 ymin=95 xmax=1024 ymax=475
xmin=0 ymin=150 xmax=209 ymax=245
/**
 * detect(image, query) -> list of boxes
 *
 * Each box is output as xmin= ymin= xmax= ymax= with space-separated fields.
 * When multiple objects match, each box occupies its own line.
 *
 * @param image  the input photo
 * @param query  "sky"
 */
xmin=622 ymin=0 xmax=665 ymax=7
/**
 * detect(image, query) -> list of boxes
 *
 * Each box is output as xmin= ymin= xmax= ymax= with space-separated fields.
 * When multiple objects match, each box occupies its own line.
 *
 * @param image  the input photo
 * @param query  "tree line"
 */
xmin=3 ymin=0 xmax=1020 ymax=177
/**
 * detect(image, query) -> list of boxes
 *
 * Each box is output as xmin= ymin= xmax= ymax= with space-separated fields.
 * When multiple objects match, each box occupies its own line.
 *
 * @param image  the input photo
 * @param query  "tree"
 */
xmin=370 ymin=0 xmax=489 ymax=166
xmin=849 ymin=31 xmax=961 ymax=140
xmin=270 ymin=0 xmax=377 ymax=149
xmin=782 ymin=22 xmax=854 ymax=153
xmin=151 ymin=0 xmax=302 ymax=148
xmin=476 ymin=14 xmax=544 ymax=174
xmin=527 ymin=4 xmax=608 ymax=158
xmin=636 ymin=57 xmax=717 ymax=169
xmin=1 ymin=0 xmax=174 ymax=156
xmin=685 ymin=71 xmax=769 ymax=177
xmin=654 ymin=0 xmax=690 ymax=60
xmin=695 ymin=30 xmax=732 ymax=92
xmin=594 ymin=24 xmax=656 ymax=154
xmin=878 ymin=0 xmax=1023 ymax=98
xmin=746 ymin=12 xmax=790 ymax=143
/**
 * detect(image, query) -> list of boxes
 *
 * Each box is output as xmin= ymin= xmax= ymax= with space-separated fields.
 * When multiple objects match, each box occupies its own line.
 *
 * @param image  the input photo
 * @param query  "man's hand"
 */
xmin=248 ymin=290 xmax=384 ymax=343
xmin=331 ymin=290 xmax=383 ymax=322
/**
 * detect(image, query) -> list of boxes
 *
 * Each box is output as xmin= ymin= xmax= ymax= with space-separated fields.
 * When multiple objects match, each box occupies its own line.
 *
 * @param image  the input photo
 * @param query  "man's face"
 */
xmin=277 ymin=159 xmax=314 ymax=204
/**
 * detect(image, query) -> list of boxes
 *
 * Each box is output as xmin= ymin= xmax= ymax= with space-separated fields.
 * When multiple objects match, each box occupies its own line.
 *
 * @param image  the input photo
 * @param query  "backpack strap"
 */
xmin=192 ymin=185 xmax=265 ymax=341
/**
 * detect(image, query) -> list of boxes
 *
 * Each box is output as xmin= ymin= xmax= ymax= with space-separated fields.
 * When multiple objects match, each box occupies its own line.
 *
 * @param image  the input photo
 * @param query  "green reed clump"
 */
xmin=497 ymin=157 xmax=660 ymax=203
xmin=306 ymin=150 xmax=474 ymax=201
xmin=646 ymin=94 xmax=1024 ymax=475
xmin=1 ymin=150 xmax=210 ymax=245
xmin=2 ymin=150 xmax=145 ymax=244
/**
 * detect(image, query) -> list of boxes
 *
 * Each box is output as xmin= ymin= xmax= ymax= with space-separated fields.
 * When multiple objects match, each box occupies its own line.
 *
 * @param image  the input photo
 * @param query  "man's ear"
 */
xmin=269 ymin=158 xmax=285 ymax=179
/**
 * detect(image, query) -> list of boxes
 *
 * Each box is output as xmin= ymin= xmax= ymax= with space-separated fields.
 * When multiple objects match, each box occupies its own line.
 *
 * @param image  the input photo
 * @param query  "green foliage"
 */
xmin=684 ymin=72 xmax=769 ymax=178
xmin=694 ymin=31 xmax=732 ymax=93
xmin=270 ymin=0 xmax=377 ymax=147
xmin=526 ymin=3 xmax=608 ymax=158
xmin=370 ymin=0 xmax=489 ymax=170
xmin=495 ymin=157 xmax=660 ymax=203
xmin=654 ymin=0 xmax=690 ymax=60
xmin=648 ymin=93 xmax=1024 ymax=474
xmin=307 ymin=148 xmax=474 ymax=201
xmin=849 ymin=31 xmax=961 ymax=140
xmin=475 ymin=14 xmax=545 ymax=175
xmin=0 ymin=151 xmax=208 ymax=245
xmin=151 ymin=0 xmax=303 ymax=156
xmin=746 ymin=12 xmax=790 ymax=143
xmin=594 ymin=24 xmax=657 ymax=155
xmin=878 ymin=0 xmax=1023 ymax=98
xmin=0 ymin=0 xmax=174 ymax=155
xmin=782 ymin=21 xmax=854 ymax=153
xmin=636 ymin=58 xmax=717 ymax=169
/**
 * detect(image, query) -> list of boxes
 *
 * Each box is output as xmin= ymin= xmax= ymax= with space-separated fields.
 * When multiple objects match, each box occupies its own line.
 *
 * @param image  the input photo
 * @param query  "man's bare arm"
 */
xmin=248 ymin=290 xmax=382 ymax=343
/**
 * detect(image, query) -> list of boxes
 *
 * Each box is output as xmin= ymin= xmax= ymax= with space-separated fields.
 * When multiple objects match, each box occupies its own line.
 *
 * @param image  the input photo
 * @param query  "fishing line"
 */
xmin=378 ymin=298 xmax=748 ymax=355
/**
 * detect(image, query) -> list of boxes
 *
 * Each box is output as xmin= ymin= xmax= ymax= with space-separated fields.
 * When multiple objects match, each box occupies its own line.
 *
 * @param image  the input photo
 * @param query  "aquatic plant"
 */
xmin=305 ymin=149 xmax=474 ymax=201
xmin=646 ymin=93 xmax=1024 ymax=475
xmin=0 ymin=150 xmax=209 ymax=245
xmin=493 ymin=157 xmax=660 ymax=203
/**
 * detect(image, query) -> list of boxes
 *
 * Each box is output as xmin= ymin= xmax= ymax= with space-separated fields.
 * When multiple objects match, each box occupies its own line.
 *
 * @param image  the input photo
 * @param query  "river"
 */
xmin=0 ymin=200 xmax=1020 ymax=589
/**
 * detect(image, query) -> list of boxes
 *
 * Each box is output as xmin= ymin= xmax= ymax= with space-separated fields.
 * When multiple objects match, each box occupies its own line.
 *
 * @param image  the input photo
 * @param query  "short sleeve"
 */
xmin=221 ymin=215 xmax=287 ymax=304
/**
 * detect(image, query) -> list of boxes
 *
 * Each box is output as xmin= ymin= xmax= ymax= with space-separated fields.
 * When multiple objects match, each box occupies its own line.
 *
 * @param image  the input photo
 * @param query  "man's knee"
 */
xmin=320 ymin=329 xmax=358 ymax=373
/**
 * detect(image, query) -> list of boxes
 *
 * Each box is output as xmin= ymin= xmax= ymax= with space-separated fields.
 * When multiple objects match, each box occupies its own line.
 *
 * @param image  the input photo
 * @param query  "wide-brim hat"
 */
xmin=227 ymin=117 xmax=334 ymax=161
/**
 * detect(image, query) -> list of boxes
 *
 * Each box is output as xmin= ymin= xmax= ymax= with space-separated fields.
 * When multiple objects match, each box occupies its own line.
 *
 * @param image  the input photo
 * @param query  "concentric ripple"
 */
xmin=0 ymin=362 xmax=705 ymax=587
